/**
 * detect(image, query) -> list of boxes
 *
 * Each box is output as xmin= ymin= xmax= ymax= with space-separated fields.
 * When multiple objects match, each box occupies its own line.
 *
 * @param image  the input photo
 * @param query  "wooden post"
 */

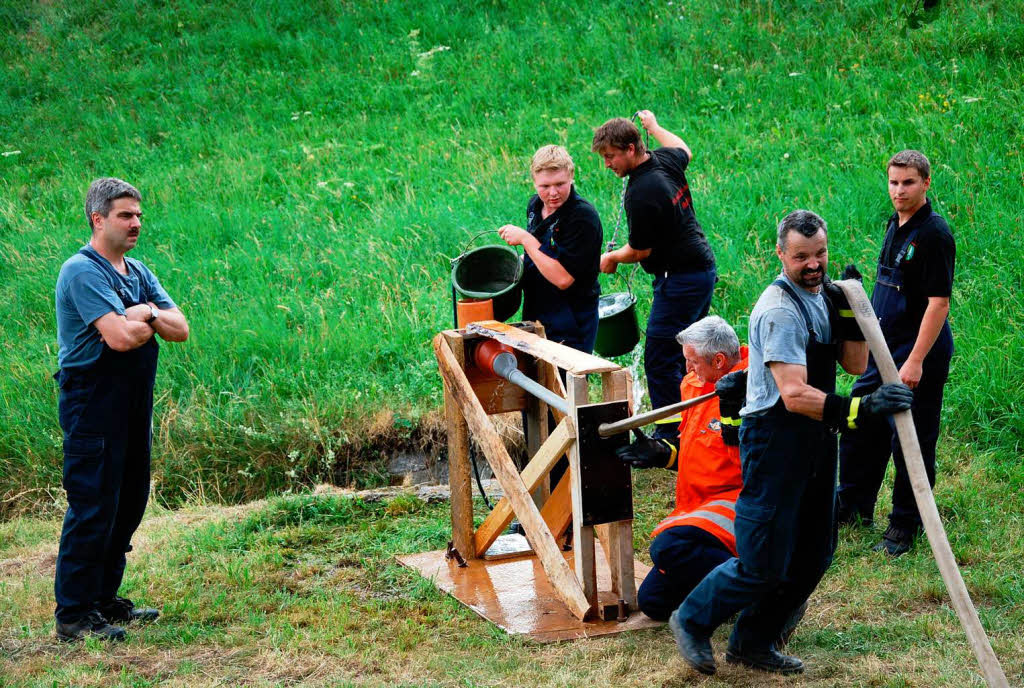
xmin=440 ymin=332 xmax=474 ymax=559
xmin=567 ymin=372 xmax=597 ymax=616
xmin=597 ymin=369 xmax=637 ymax=607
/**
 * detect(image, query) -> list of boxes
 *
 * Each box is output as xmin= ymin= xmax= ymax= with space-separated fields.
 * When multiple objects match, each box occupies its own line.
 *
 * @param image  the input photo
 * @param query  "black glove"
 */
xmin=860 ymin=383 xmax=915 ymax=417
xmin=715 ymin=370 xmax=747 ymax=447
xmin=823 ymin=264 xmax=865 ymax=342
xmin=616 ymin=428 xmax=677 ymax=469
xmin=823 ymin=382 xmax=913 ymax=432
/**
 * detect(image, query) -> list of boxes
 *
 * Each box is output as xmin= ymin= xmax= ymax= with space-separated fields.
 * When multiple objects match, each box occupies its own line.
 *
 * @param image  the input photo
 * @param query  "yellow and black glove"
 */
xmin=616 ymin=428 xmax=679 ymax=469
xmin=823 ymin=383 xmax=914 ymax=432
xmin=715 ymin=369 xmax=747 ymax=447
xmin=823 ymin=264 xmax=866 ymax=342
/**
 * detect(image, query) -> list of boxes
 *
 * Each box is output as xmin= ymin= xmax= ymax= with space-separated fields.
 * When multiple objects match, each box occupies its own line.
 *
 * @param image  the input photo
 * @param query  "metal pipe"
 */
xmin=597 ymin=391 xmax=718 ymax=437
xmin=491 ymin=351 xmax=570 ymax=416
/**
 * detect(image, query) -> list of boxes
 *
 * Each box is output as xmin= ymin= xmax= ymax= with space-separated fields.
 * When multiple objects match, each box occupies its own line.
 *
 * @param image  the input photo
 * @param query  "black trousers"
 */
xmin=838 ymin=352 xmax=950 ymax=530
xmin=637 ymin=525 xmax=733 ymax=621
xmin=54 ymin=344 xmax=157 ymax=623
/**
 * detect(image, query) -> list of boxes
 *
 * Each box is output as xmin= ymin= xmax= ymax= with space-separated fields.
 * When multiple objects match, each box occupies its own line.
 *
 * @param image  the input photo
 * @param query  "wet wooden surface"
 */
xmin=397 ymin=547 xmax=662 ymax=642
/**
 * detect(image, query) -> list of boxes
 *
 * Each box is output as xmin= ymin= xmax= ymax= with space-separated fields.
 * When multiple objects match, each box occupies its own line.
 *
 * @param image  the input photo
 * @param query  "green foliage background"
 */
xmin=2 ymin=0 xmax=1023 ymax=512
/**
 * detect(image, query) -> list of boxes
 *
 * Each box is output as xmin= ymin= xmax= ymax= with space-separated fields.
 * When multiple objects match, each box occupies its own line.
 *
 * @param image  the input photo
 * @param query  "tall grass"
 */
xmin=2 ymin=0 xmax=1023 ymax=512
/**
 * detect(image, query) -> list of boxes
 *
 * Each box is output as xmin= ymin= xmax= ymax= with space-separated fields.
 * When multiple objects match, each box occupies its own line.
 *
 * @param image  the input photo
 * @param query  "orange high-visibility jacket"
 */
xmin=650 ymin=347 xmax=748 ymax=555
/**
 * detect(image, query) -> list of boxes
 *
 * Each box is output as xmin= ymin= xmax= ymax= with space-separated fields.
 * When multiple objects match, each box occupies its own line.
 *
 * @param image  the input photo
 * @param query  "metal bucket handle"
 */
xmin=451 ymin=229 xmax=524 ymax=283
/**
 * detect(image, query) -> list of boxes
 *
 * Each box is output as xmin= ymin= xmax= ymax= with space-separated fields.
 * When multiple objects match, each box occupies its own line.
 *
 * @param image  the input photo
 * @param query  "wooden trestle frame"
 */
xmin=432 ymin=320 xmax=637 ymax=621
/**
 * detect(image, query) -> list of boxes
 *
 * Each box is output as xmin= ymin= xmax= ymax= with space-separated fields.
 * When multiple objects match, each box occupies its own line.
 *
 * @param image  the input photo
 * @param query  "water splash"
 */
xmin=627 ymin=345 xmax=646 ymax=413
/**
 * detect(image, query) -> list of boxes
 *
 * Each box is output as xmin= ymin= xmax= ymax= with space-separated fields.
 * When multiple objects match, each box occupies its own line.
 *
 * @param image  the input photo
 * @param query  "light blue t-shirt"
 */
xmin=55 ymin=244 xmax=175 ymax=370
xmin=741 ymin=272 xmax=832 ymax=417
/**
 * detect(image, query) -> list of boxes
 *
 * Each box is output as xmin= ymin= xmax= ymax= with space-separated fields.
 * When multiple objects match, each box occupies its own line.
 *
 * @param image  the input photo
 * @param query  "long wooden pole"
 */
xmin=597 ymin=391 xmax=717 ymax=438
xmin=835 ymin=279 xmax=1008 ymax=688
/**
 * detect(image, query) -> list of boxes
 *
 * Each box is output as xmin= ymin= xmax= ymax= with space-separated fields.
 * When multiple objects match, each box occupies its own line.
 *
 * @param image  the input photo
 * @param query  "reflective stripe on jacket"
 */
xmin=651 ymin=347 xmax=748 ymax=555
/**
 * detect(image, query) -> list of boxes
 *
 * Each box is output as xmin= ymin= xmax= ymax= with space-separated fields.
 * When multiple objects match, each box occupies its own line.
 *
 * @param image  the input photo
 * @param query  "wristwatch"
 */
xmin=146 ymin=306 xmax=159 ymax=325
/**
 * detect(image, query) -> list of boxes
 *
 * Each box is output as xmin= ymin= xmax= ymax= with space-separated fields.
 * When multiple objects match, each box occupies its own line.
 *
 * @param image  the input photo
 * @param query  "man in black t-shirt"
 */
xmin=593 ymin=112 xmax=716 ymax=439
xmin=838 ymin=150 xmax=956 ymax=557
xmin=498 ymin=144 xmax=602 ymax=353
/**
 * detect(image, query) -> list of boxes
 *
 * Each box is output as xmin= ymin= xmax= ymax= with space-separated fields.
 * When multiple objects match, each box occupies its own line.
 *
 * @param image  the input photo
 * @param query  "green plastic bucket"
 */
xmin=594 ymin=292 xmax=640 ymax=358
xmin=451 ymin=244 xmax=523 ymax=322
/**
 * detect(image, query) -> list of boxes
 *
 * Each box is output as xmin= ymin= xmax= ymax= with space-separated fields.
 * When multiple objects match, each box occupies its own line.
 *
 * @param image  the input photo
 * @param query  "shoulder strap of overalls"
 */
xmin=77 ymin=246 xmax=140 ymax=306
xmin=772 ymin=279 xmax=814 ymax=337
xmin=893 ymin=226 xmax=922 ymax=266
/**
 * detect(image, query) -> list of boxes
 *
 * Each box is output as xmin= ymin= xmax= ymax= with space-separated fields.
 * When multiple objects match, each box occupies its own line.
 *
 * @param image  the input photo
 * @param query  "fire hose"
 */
xmin=835 ymin=278 xmax=1008 ymax=688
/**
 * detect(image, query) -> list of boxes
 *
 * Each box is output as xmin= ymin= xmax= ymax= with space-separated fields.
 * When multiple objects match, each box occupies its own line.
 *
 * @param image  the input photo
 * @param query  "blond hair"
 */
xmin=530 ymin=145 xmax=574 ymax=177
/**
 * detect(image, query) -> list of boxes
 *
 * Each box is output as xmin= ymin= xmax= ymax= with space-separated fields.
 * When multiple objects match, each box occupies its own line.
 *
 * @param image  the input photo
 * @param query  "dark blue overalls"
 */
xmin=54 ymin=248 xmax=159 ymax=623
xmin=676 ymin=280 xmax=838 ymax=651
xmin=838 ymin=227 xmax=953 ymax=530
xmin=521 ymin=211 xmax=599 ymax=355
xmin=647 ymin=268 xmax=716 ymax=440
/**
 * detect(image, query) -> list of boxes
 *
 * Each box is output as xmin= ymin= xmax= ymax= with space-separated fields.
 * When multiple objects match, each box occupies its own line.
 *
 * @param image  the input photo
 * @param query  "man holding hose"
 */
xmin=669 ymin=210 xmax=913 ymax=675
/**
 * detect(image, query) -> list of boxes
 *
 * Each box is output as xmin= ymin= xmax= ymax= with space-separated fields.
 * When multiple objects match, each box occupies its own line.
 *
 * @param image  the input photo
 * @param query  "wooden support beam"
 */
xmin=472 ymin=418 xmax=575 ymax=558
xmin=433 ymin=335 xmax=591 ymax=620
xmin=467 ymin=320 xmax=619 ymax=375
xmin=596 ymin=370 xmax=637 ymax=605
xmin=567 ymin=373 xmax=597 ymax=616
xmin=437 ymin=332 xmax=474 ymax=559
xmin=540 ymin=470 xmax=573 ymax=539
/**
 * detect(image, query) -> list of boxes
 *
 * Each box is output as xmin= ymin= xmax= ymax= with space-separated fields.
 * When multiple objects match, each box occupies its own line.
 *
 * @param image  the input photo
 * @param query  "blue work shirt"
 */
xmin=55 ymin=244 xmax=175 ymax=370
xmin=742 ymin=272 xmax=832 ymax=417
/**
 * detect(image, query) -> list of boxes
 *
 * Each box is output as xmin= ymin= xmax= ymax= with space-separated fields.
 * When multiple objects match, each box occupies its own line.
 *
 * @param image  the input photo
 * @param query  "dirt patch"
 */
xmin=0 ymin=548 xmax=57 ymax=579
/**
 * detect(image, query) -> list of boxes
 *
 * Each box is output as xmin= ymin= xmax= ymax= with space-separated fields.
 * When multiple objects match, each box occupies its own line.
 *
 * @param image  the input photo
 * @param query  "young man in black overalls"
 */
xmin=838 ymin=150 xmax=956 ymax=556
xmin=53 ymin=178 xmax=190 ymax=641
xmin=668 ymin=211 xmax=912 ymax=676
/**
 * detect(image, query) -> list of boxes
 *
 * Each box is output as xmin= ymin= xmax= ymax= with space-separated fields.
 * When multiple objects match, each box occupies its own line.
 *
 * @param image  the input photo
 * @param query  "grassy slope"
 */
xmin=1 ymin=0 xmax=1022 ymax=508
xmin=0 ymin=469 xmax=1021 ymax=686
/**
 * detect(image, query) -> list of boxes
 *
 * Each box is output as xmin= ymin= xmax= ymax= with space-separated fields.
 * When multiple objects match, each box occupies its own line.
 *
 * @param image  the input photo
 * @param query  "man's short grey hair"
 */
xmin=675 ymin=316 xmax=740 ymax=363
xmin=85 ymin=177 xmax=141 ymax=230
xmin=776 ymin=209 xmax=827 ymax=252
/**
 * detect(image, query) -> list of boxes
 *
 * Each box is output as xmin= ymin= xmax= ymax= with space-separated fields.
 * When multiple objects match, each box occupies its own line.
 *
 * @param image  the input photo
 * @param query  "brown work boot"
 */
xmin=56 ymin=610 xmax=126 ymax=642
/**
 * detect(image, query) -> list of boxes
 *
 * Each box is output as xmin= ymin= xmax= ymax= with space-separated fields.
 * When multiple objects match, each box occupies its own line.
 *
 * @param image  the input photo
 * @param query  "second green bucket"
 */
xmin=594 ymin=292 xmax=640 ymax=358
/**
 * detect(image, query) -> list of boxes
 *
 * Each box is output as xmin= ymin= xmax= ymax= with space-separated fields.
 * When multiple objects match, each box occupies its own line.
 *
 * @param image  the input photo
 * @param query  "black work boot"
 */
xmin=725 ymin=644 xmax=805 ymax=675
xmin=56 ymin=610 xmax=126 ymax=642
xmin=836 ymin=497 xmax=873 ymax=528
xmin=668 ymin=609 xmax=716 ymax=675
xmin=873 ymin=524 xmax=918 ymax=557
xmin=98 ymin=596 xmax=160 ymax=624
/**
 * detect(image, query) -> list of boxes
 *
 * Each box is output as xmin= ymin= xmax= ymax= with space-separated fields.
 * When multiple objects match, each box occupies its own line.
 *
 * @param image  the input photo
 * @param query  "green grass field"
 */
xmin=2 ymin=0 xmax=1023 ymax=683
xmin=2 ymin=0 xmax=1022 ymax=509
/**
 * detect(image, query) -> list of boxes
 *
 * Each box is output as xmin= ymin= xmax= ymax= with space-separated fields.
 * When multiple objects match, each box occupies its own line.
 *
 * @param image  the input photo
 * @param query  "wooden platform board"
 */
xmin=397 ymin=546 xmax=662 ymax=642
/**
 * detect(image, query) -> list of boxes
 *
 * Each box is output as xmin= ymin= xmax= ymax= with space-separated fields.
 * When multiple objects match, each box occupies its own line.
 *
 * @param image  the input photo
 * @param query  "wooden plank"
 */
xmin=541 ymin=359 xmax=567 ymax=423
xmin=528 ymin=373 xmax=551 ymax=505
xmin=540 ymin=470 xmax=573 ymax=538
xmin=433 ymin=335 xmax=591 ymax=620
xmin=566 ymin=373 xmax=597 ymax=616
xmin=467 ymin=320 xmax=619 ymax=375
xmin=529 ymin=328 xmax=552 ymax=505
xmin=598 ymin=369 xmax=637 ymax=602
xmin=438 ymin=332 xmax=474 ymax=559
xmin=472 ymin=418 xmax=575 ymax=558
xmin=608 ymin=519 xmax=637 ymax=607
xmin=396 ymin=548 xmax=660 ymax=642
